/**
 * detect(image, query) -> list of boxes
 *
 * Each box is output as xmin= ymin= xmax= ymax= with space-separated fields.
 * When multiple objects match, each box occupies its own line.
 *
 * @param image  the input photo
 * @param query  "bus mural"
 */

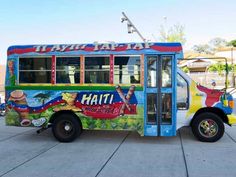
xmin=5 ymin=42 xmax=236 ymax=142
xmin=7 ymin=86 xmax=143 ymax=133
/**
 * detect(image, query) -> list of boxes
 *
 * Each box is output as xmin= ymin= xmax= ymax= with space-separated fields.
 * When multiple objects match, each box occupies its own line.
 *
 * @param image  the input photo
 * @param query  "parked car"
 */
xmin=0 ymin=103 xmax=6 ymax=116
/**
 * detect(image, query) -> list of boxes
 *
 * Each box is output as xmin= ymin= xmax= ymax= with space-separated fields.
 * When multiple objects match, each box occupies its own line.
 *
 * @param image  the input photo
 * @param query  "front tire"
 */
xmin=52 ymin=114 xmax=82 ymax=142
xmin=191 ymin=112 xmax=224 ymax=142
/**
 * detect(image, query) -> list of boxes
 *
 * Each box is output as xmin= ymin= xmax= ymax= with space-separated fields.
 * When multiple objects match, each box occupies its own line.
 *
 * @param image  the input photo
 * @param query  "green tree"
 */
xmin=192 ymin=44 xmax=212 ymax=54
xmin=34 ymin=92 xmax=51 ymax=105
xmin=207 ymin=62 xmax=225 ymax=75
xmin=228 ymin=39 xmax=236 ymax=47
xmin=159 ymin=24 xmax=186 ymax=44
xmin=209 ymin=37 xmax=227 ymax=49
xmin=192 ymin=38 xmax=228 ymax=54
xmin=207 ymin=63 xmax=235 ymax=75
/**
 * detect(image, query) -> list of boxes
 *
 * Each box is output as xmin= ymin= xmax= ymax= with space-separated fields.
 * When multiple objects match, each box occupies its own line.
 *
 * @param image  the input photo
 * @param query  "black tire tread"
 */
xmin=52 ymin=113 xmax=82 ymax=142
xmin=191 ymin=112 xmax=224 ymax=142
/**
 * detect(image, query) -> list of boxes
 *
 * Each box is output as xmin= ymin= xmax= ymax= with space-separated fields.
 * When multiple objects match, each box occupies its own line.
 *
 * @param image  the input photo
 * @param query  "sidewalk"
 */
xmin=0 ymin=116 xmax=236 ymax=177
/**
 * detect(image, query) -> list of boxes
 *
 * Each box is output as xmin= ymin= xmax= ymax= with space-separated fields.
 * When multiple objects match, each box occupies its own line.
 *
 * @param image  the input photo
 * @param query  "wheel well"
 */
xmin=190 ymin=107 xmax=228 ymax=126
xmin=49 ymin=110 xmax=82 ymax=127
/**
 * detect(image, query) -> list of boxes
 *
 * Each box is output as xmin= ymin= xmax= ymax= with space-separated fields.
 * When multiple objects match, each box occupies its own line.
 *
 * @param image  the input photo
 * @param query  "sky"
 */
xmin=0 ymin=0 xmax=236 ymax=64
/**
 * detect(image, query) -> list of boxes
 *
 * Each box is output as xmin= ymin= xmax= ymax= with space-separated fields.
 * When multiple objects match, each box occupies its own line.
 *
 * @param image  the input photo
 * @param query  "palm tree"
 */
xmin=34 ymin=92 xmax=51 ymax=105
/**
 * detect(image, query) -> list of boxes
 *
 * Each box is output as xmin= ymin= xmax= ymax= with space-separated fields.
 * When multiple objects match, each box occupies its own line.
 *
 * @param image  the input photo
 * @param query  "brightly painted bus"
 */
xmin=5 ymin=42 xmax=236 ymax=142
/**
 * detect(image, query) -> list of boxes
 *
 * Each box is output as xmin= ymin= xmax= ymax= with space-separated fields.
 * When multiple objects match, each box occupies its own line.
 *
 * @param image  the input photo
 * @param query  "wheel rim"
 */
xmin=198 ymin=119 xmax=218 ymax=138
xmin=57 ymin=120 xmax=75 ymax=139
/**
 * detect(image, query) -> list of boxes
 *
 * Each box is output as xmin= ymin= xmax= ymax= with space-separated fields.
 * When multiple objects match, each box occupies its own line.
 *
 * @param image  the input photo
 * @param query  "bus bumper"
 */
xmin=228 ymin=114 xmax=236 ymax=125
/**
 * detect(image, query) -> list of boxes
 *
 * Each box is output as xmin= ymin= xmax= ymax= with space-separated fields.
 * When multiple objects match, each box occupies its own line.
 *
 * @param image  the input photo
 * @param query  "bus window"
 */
xmin=114 ymin=56 xmax=140 ymax=84
xmin=56 ymin=57 xmax=80 ymax=84
xmin=19 ymin=57 xmax=51 ymax=83
xmin=85 ymin=57 xmax=109 ymax=83
xmin=162 ymin=93 xmax=172 ymax=124
xmin=147 ymin=57 xmax=157 ymax=87
xmin=162 ymin=56 xmax=172 ymax=88
xmin=147 ymin=93 xmax=157 ymax=124
xmin=177 ymin=74 xmax=188 ymax=110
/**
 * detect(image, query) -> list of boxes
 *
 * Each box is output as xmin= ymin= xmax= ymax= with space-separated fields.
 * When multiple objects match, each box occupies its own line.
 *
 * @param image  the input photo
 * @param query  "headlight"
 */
xmin=229 ymin=100 xmax=234 ymax=109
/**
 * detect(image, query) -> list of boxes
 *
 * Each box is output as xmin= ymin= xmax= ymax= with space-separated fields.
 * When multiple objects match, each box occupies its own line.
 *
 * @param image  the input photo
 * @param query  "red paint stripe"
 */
xmin=151 ymin=46 xmax=182 ymax=52
xmin=8 ymin=45 xmax=182 ymax=56
xmin=8 ymin=48 xmax=35 ymax=55
xmin=80 ymin=56 xmax=84 ymax=84
xmin=51 ymin=55 xmax=56 ymax=84
xmin=109 ymin=55 xmax=114 ymax=84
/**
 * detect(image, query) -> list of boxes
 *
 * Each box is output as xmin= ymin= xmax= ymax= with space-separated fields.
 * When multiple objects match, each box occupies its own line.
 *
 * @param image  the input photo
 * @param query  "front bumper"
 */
xmin=227 ymin=114 xmax=236 ymax=125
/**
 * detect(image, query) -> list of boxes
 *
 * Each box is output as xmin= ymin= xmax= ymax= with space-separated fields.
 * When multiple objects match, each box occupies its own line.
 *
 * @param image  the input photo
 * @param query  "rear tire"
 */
xmin=52 ymin=114 xmax=82 ymax=142
xmin=191 ymin=112 xmax=224 ymax=142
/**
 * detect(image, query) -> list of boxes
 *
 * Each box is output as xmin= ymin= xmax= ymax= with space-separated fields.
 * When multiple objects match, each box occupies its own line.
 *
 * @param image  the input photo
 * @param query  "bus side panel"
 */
xmin=5 ymin=88 xmax=144 ymax=135
xmin=176 ymin=75 xmax=233 ymax=129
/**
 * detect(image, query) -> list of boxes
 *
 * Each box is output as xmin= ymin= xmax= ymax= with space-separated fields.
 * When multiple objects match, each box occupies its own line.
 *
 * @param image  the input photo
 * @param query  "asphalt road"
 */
xmin=0 ymin=116 xmax=236 ymax=177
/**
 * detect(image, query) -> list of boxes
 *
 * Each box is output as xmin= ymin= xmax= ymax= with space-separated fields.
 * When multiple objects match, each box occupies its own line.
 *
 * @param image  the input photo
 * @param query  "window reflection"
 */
xmin=147 ymin=57 xmax=157 ymax=87
xmin=162 ymin=56 xmax=172 ymax=87
xmin=85 ymin=57 xmax=109 ymax=83
xmin=162 ymin=93 xmax=172 ymax=124
xmin=177 ymin=74 xmax=188 ymax=110
xmin=114 ymin=56 xmax=140 ymax=84
xmin=147 ymin=94 xmax=157 ymax=124
xmin=56 ymin=57 xmax=80 ymax=84
xmin=19 ymin=57 xmax=51 ymax=83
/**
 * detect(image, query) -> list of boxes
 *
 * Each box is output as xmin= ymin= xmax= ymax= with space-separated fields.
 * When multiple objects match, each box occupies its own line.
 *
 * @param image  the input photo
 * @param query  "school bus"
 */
xmin=5 ymin=42 xmax=236 ymax=142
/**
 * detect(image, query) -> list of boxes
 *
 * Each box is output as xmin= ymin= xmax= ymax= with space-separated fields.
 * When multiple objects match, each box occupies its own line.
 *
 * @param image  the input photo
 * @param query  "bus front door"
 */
xmin=144 ymin=55 xmax=177 ymax=136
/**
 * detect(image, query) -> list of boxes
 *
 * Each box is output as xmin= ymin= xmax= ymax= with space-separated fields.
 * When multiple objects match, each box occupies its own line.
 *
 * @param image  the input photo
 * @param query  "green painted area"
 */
xmin=6 ymin=102 xmax=144 ymax=135
xmin=77 ymin=106 xmax=144 ymax=135
xmin=5 ymin=106 xmax=53 ymax=126
xmin=5 ymin=85 xmax=144 ymax=91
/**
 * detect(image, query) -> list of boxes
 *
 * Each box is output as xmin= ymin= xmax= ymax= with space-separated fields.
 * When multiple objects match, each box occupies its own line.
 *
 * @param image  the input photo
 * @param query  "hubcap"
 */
xmin=64 ymin=124 xmax=72 ymax=131
xmin=57 ymin=120 xmax=74 ymax=139
xmin=198 ymin=119 xmax=218 ymax=138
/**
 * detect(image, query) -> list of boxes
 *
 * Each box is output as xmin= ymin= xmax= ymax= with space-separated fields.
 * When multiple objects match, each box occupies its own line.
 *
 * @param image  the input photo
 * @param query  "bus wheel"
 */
xmin=191 ymin=112 xmax=224 ymax=142
xmin=52 ymin=114 xmax=82 ymax=142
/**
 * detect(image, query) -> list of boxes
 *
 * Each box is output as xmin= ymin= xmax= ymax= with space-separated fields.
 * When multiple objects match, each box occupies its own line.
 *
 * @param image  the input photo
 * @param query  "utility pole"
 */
xmin=121 ymin=12 xmax=146 ymax=42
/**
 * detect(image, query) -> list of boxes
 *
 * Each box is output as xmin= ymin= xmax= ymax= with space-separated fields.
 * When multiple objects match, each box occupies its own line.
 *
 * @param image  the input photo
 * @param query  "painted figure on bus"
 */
xmin=7 ymin=60 xmax=16 ymax=86
xmin=8 ymin=90 xmax=31 ymax=126
xmin=7 ymin=90 xmax=47 ymax=127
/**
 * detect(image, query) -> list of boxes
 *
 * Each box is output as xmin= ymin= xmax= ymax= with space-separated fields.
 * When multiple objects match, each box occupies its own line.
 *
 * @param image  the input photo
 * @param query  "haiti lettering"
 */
xmin=75 ymin=85 xmax=137 ymax=118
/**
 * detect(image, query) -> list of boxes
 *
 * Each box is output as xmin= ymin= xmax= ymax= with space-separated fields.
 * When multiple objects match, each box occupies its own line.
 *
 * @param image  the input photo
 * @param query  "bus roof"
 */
xmin=7 ymin=42 xmax=182 ymax=56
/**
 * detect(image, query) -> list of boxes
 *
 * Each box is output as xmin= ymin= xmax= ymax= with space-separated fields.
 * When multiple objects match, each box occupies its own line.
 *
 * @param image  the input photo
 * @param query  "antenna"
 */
xmin=121 ymin=12 xmax=146 ymax=42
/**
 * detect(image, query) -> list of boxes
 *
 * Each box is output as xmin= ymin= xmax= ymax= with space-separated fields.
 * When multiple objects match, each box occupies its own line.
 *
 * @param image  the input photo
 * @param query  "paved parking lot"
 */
xmin=0 ymin=116 xmax=236 ymax=177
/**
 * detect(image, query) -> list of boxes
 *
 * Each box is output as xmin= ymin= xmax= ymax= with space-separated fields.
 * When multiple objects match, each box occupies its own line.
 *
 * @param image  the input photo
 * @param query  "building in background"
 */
xmin=215 ymin=47 xmax=236 ymax=65
xmin=179 ymin=52 xmax=216 ymax=73
xmin=0 ymin=65 xmax=6 ymax=103
xmin=179 ymin=51 xmax=234 ymax=88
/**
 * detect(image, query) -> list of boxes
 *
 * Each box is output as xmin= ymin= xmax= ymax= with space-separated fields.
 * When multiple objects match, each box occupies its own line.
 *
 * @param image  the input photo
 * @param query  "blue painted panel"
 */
xmin=145 ymin=125 xmax=158 ymax=136
xmin=160 ymin=125 xmax=176 ymax=136
xmin=160 ymin=55 xmax=177 ymax=136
